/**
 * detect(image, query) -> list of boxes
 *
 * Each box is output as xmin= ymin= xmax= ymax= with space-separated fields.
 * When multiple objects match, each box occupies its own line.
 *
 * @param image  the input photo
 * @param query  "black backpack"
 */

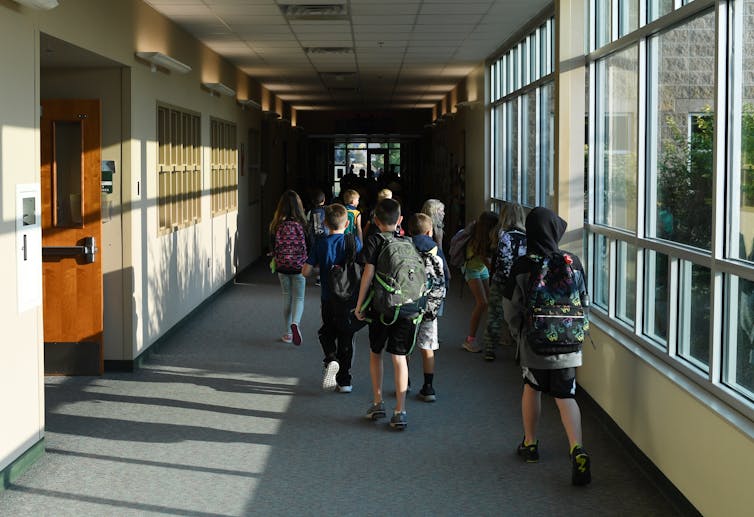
xmin=524 ymin=252 xmax=590 ymax=355
xmin=328 ymin=234 xmax=361 ymax=304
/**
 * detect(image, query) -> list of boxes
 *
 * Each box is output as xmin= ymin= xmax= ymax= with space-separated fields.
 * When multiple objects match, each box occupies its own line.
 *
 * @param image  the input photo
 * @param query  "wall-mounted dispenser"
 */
xmin=16 ymin=184 xmax=42 ymax=313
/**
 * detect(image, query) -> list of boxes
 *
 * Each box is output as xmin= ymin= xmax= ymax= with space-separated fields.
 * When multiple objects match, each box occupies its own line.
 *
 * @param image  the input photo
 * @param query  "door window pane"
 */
xmin=648 ymin=11 xmax=715 ymax=250
xmin=617 ymin=241 xmax=637 ymax=325
xmin=644 ymin=250 xmax=669 ymax=346
xmin=54 ymin=121 xmax=83 ymax=227
xmin=678 ymin=260 xmax=711 ymax=371
xmin=596 ymin=45 xmax=638 ymax=231
xmin=725 ymin=276 xmax=754 ymax=399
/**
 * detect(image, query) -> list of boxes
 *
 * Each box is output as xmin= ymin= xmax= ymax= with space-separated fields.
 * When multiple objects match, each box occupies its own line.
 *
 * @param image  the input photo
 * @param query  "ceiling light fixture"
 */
xmin=203 ymin=82 xmax=236 ymax=97
xmin=279 ymin=4 xmax=348 ymax=20
xmin=13 ymin=0 xmax=58 ymax=9
xmin=135 ymin=52 xmax=192 ymax=74
xmin=455 ymin=100 xmax=481 ymax=110
xmin=238 ymin=98 xmax=262 ymax=110
xmin=305 ymin=47 xmax=353 ymax=55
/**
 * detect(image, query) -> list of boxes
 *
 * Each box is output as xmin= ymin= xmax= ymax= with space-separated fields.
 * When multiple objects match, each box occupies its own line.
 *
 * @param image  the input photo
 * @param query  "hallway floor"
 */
xmin=0 ymin=263 xmax=686 ymax=516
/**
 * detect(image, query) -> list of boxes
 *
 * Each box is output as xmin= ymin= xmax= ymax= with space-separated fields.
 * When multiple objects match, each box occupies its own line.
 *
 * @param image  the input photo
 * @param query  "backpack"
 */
xmin=344 ymin=207 xmax=359 ymax=235
xmin=328 ymin=234 xmax=362 ymax=304
xmin=273 ymin=220 xmax=307 ymax=272
xmin=367 ymin=233 xmax=428 ymax=324
xmin=308 ymin=206 xmax=328 ymax=238
xmin=419 ymin=246 xmax=447 ymax=320
xmin=523 ymin=253 xmax=590 ymax=355
xmin=492 ymin=229 xmax=527 ymax=283
xmin=448 ymin=221 xmax=476 ymax=268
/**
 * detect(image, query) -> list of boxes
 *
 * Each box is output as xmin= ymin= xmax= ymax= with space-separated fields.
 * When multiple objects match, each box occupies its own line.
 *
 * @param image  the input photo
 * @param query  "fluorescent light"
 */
xmin=203 ymin=82 xmax=236 ymax=97
xmin=455 ymin=100 xmax=481 ymax=110
xmin=135 ymin=52 xmax=191 ymax=74
xmin=238 ymin=99 xmax=262 ymax=110
xmin=13 ymin=0 xmax=58 ymax=9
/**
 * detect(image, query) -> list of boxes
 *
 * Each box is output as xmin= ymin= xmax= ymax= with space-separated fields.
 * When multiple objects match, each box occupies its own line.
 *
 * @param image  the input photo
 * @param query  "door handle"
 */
xmin=42 ymin=236 xmax=98 ymax=263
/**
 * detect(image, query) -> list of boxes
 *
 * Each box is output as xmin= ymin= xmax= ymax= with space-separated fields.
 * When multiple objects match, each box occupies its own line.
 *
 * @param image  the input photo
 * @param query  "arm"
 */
xmin=301 ymin=263 xmax=313 ymax=278
xmin=354 ymin=263 xmax=375 ymax=321
xmin=355 ymin=213 xmax=364 ymax=242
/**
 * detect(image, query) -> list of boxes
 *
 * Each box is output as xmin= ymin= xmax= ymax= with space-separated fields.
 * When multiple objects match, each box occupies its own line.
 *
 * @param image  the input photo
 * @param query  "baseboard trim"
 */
xmin=0 ymin=438 xmax=45 ymax=491
xmin=104 ymin=278 xmax=235 ymax=373
xmin=577 ymin=386 xmax=701 ymax=517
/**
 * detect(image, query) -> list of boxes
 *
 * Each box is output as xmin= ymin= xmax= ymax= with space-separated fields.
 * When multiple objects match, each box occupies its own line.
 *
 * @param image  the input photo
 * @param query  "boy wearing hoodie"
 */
xmin=406 ymin=213 xmax=450 ymax=402
xmin=502 ymin=207 xmax=592 ymax=486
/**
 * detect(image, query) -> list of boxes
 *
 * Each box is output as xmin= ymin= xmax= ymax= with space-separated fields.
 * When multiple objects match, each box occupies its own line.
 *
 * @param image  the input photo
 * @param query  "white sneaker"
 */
xmin=322 ymin=361 xmax=339 ymax=390
xmin=336 ymin=384 xmax=353 ymax=393
xmin=462 ymin=339 xmax=482 ymax=353
xmin=281 ymin=333 xmax=293 ymax=343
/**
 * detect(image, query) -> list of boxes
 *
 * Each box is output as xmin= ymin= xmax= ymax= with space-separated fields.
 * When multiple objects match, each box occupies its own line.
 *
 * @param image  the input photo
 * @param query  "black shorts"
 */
xmin=368 ymin=316 xmax=417 ymax=356
xmin=522 ymin=367 xmax=577 ymax=399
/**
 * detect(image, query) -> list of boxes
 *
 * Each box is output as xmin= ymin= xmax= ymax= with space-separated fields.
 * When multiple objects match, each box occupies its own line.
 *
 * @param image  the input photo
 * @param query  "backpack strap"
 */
xmin=343 ymin=233 xmax=356 ymax=263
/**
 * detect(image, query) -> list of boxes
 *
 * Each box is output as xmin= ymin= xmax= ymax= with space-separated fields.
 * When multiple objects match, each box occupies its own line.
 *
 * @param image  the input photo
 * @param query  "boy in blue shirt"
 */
xmin=303 ymin=204 xmax=363 ymax=392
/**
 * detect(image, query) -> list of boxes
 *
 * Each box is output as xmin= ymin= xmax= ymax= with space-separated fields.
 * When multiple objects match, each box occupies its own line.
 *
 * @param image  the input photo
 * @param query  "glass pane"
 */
xmin=347 ymin=149 xmax=366 ymax=174
xmin=334 ymin=147 xmax=346 ymax=164
xmin=616 ymin=241 xmax=637 ymax=324
xmin=495 ymin=105 xmax=504 ymax=199
xmin=596 ymin=0 xmax=613 ymax=48
xmin=524 ymin=90 xmax=538 ymax=207
xmin=678 ymin=261 xmax=711 ymax=371
xmin=370 ymin=153 xmax=385 ymax=176
xmin=53 ymin=121 xmax=83 ymax=227
xmin=542 ymin=82 xmax=555 ymax=208
xmin=736 ymin=0 xmax=754 ymax=264
xmin=596 ymin=44 xmax=638 ymax=231
xmin=507 ymin=98 xmax=520 ymax=201
xmin=649 ymin=11 xmax=715 ymax=250
xmin=594 ymin=234 xmax=610 ymax=309
xmin=644 ymin=250 xmax=669 ymax=346
xmin=389 ymin=148 xmax=400 ymax=166
xmin=724 ymin=276 xmax=754 ymax=399
xmin=648 ymin=0 xmax=673 ymax=23
xmin=619 ymin=0 xmax=638 ymax=37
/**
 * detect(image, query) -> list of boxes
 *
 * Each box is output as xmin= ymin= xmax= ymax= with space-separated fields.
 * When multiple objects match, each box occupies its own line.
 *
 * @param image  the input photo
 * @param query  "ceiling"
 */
xmin=143 ymin=0 xmax=551 ymax=111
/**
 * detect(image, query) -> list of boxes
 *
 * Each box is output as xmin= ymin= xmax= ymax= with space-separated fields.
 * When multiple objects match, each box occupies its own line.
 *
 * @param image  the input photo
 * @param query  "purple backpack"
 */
xmin=274 ymin=220 xmax=307 ymax=272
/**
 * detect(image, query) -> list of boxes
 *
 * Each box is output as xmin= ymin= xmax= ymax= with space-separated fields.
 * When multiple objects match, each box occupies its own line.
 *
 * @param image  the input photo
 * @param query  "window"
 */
xmin=210 ymin=118 xmax=238 ymax=216
xmin=157 ymin=105 xmax=201 ymax=231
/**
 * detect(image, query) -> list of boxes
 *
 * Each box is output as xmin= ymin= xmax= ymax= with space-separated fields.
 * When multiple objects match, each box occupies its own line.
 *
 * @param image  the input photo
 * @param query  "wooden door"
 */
xmin=41 ymin=99 xmax=103 ymax=375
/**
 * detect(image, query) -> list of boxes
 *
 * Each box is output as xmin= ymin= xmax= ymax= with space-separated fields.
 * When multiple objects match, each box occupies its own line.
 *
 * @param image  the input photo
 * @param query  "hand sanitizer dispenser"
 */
xmin=17 ymin=184 xmax=42 ymax=313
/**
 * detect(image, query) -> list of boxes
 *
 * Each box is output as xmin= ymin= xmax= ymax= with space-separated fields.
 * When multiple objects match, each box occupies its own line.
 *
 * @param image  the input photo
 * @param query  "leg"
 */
xmin=467 ymin=277 xmax=489 ymax=338
xmin=482 ymin=280 xmax=505 ymax=357
xmin=289 ymin=273 xmax=306 ymax=326
xmin=369 ymin=351 xmax=383 ymax=404
xmin=421 ymin=349 xmax=434 ymax=376
xmin=335 ymin=332 xmax=355 ymax=388
xmin=555 ymin=397 xmax=584 ymax=449
xmin=392 ymin=353 xmax=408 ymax=413
xmin=318 ymin=303 xmax=337 ymax=363
xmin=278 ymin=274 xmax=293 ymax=334
xmin=522 ymin=383 xmax=542 ymax=445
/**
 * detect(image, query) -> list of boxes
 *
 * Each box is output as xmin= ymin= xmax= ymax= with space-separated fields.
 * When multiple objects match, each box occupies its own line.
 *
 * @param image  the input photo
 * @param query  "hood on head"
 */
xmin=525 ymin=207 xmax=567 ymax=256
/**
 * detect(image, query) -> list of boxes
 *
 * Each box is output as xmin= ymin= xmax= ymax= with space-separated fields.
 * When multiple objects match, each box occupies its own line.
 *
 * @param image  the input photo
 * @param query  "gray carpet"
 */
xmin=0 ymin=263 xmax=685 ymax=516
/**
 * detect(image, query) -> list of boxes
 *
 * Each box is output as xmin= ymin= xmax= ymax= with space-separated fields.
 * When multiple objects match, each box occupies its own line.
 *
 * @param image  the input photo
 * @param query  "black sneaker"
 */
xmin=419 ymin=384 xmax=436 ymax=402
xmin=484 ymin=348 xmax=496 ymax=361
xmin=571 ymin=446 xmax=592 ymax=486
xmin=365 ymin=401 xmax=386 ymax=420
xmin=517 ymin=439 xmax=539 ymax=463
xmin=389 ymin=411 xmax=407 ymax=430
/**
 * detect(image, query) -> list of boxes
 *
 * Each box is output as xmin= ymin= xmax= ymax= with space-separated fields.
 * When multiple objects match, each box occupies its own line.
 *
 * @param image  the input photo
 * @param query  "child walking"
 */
xmin=342 ymin=189 xmax=364 ymax=242
xmin=269 ymin=190 xmax=311 ymax=345
xmin=502 ymin=206 xmax=592 ymax=486
xmin=354 ymin=198 xmax=418 ymax=430
xmin=461 ymin=211 xmax=498 ymax=353
xmin=302 ymin=204 xmax=363 ymax=391
xmin=482 ymin=202 xmax=527 ymax=361
xmin=306 ymin=189 xmax=329 ymax=286
xmin=406 ymin=213 xmax=449 ymax=402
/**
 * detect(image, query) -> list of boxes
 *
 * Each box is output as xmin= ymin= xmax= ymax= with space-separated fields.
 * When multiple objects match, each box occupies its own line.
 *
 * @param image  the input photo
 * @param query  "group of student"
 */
xmin=267 ymin=188 xmax=592 ymax=486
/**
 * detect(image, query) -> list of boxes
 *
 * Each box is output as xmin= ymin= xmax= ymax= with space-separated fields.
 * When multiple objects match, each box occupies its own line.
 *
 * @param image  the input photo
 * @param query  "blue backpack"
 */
xmin=524 ymin=252 xmax=589 ymax=355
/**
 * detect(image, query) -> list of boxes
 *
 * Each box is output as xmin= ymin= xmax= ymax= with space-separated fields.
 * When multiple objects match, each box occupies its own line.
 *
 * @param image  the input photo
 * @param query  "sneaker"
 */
xmin=517 ymin=439 xmax=539 ymax=463
xmin=281 ymin=333 xmax=293 ymax=344
xmin=462 ymin=339 xmax=482 ymax=353
xmin=419 ymin=384 xmax=436 ymax=402
xmin=290 ymin=323 xmax=302 ymax=346
xmin=365 ymin=401 xmax=386 ymax=420
xmin=335 ymin=384 xmax=353 ymax=393
xmin=571 ymin=446 xmax=592 ymax=486
xmin=484 ymin=348 xmax=496 ymax=361
xmin=322 ymin=361 xmax=339 ymax=390
xmin=389 ymin=411 xmax=408 ymax=430
xmin=314 ymin=277 xmax=321 ymax=287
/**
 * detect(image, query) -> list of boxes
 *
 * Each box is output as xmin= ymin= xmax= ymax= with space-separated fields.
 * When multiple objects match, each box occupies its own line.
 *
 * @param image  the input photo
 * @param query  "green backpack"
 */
xmin=365 ymin=232 xmax=427 ymax=324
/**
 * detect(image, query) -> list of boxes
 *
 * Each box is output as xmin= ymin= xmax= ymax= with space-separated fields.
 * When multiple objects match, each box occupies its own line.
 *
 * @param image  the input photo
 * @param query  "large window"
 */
xmin=210 ymin=118 xmax=238 ymax=216
xmin=489 ymin=16 xmax=554 ymax=208
xmin=332 ymin=140 xmax=401 ymax=197
xmin=157 ymin=105 xmax=201 ymax=231
xmin=588 ymin=0 xmax=754 ymax=414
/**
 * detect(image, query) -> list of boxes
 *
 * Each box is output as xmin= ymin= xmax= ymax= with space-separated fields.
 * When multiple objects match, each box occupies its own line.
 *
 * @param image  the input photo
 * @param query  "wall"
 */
xmin=0 ymin=2 xmax=44 ymax=472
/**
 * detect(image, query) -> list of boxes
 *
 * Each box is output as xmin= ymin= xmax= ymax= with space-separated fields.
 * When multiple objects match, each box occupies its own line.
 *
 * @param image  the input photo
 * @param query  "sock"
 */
xmin=423 ymin=373 xmax=434 ymax=386
xmin=466 ymin=335 xmax=476 ymax=343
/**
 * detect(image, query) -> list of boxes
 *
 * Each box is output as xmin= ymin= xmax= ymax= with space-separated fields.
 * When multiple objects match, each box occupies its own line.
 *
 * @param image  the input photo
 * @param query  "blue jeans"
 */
xmin=278 ymin=273 xmax=306 ymax=333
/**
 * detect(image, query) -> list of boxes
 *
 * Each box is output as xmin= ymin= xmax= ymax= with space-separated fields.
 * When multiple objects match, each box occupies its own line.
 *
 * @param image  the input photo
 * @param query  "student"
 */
xmin=306 ymin=189 xmax=329 ymax=286
xmin=354 ymin=198 xmax=417 ymax=430
xmin=406 ymin=213 xmax=449 ymax=402
xmin=302 ymin=204 xmax=363 ymax=392
xmin=269 ymin=190 xmax=311 ymax=345
xmin=342 ymin=189 xmax=364 ymax=242
xmin=362 ymin=188 xmax=392 ymax=239
xmin=460 ymin=211 xmax=499 ymax=353
xmin=502 ymin=206 xmax=591 ymax=486
xmin=421 ymin=198 xmax=446 ymax=252
xmin=483 ymin=202 xmax=527 ymax=361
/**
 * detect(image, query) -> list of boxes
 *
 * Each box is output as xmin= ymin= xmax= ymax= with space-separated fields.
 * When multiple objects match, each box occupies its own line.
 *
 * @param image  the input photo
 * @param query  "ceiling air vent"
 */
xmin=279 ymin=4 xmax=348 ymax=20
